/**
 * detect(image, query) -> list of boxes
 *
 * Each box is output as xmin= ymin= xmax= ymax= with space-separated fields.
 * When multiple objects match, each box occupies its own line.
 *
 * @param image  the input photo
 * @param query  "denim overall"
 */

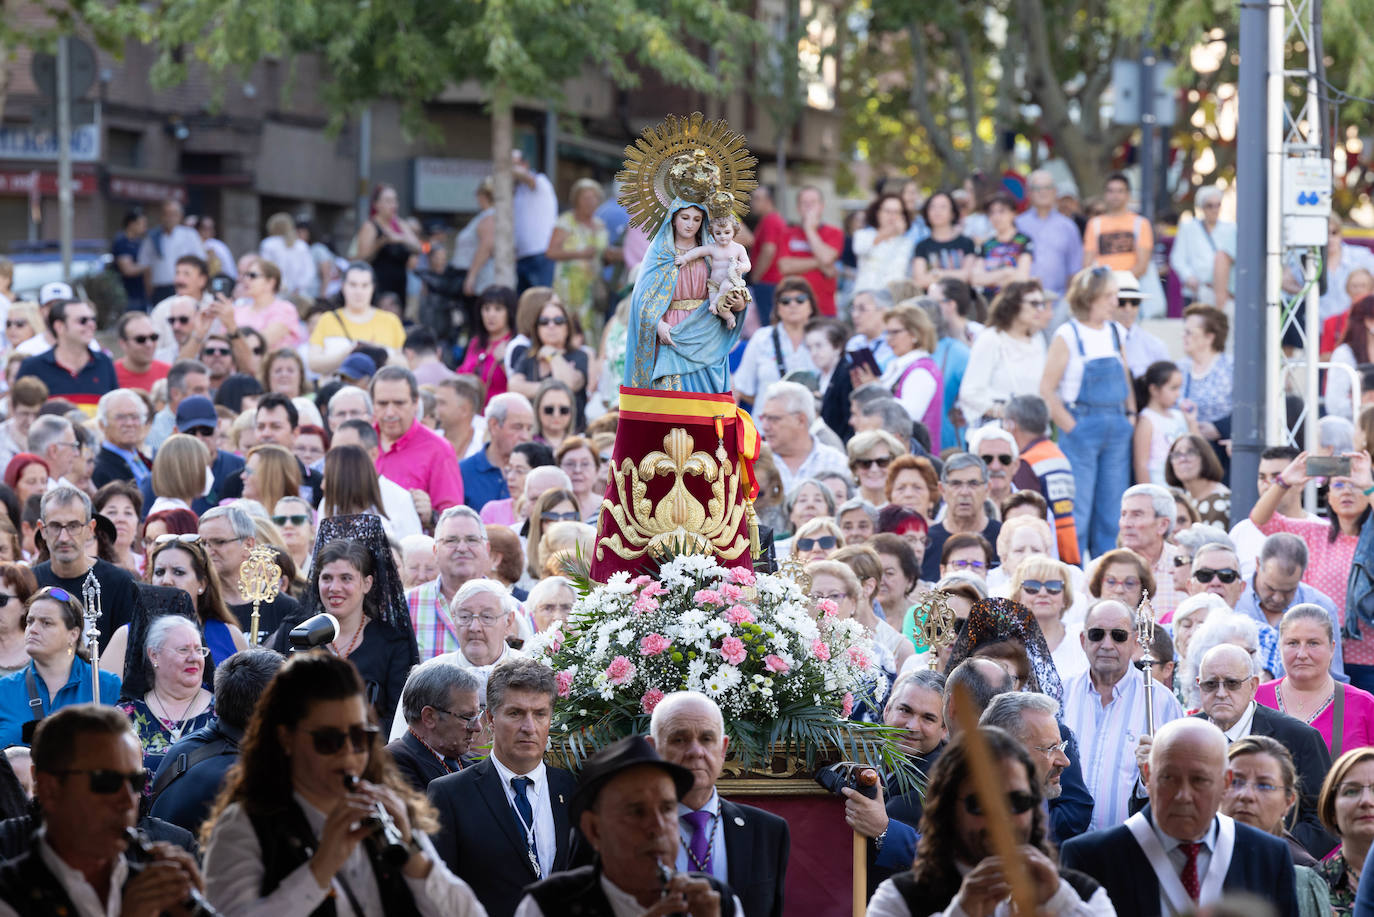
xmin=1059 ymin=321 xmax=1133 ymax=559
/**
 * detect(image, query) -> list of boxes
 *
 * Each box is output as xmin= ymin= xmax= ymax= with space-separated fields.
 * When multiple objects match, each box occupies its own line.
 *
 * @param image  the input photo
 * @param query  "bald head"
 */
xmin=1145 ymin=717 xmax=1229 ymax=840
xmin=1197 ymin=643 xmax=1259 ymax=731
xmin=1151 ymin=718 xmax=1227 ymax=771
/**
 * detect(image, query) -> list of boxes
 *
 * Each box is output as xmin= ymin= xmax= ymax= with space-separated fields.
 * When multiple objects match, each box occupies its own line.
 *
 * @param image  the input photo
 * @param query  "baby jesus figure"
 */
xmin=674 ymin=214 xmax=752 ymax=329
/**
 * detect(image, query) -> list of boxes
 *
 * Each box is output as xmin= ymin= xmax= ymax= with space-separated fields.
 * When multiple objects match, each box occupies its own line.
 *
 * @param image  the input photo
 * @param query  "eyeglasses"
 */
xmin=541 ymin=510 xmax=581 ymax=522
xmin=1173 ymin=555 xmax=1193 ymax=568
xmin=437 ymin=536 xmax=486 ymax=550
xmin=778 ymin=295 xmax=810 ymax=306
xmin=202 ymin=347 xmax=231 ymax=357
xmin=963 ymin=790 xmax=1037 ymax=816
xmin=1031 ymin=739 xmax=1070 ymax=756
xmin=153 ymin=533 xmax=200 ymax=547
xmin=1339 ymin=782 xmax=1374 ymax=799
xmin=1086 ymin=627 xmax=1131 ymax=643
xmin=949 ymin=558 xmax=987 ymax=571
xmin=1331 ymin=480 xmax=1358 ymax=490
xmin=1228 ymin=777 xmax=1281 ymax=794
xmin=434 ymin=707 xmax=484 ymax=728
xmin=454 ymin=612 xmax=504 ymax=627
xmin=66 ymin=316 xmax=96 ymax=326
xmin=252 ymin=346 xmax=265 ymax=357
xmin=1194 ymin=567 xmax=1239 ymax=584
xmin=165 ymin=644 xmax=210 ymax=659
xmin=307 ymin=724 xmax=379 ymax=756
xmin=1104 ymin=576 xmax=1141 ymax=590
xmin=125 ymin=333 xmax=160 ymax=345
xmin=856 ymin=456 xmax=893 ymax=470
xmin=40 ymin=520 xmax=88 ymax=538
xmin=51 ymin=768 xmax=149 ymax=794
xmin=168 ymin=315 xmax=192 ymax=326
xmin=1198 ymin=677 xmax=1250 ymax=693
xmin=979 ymin=454 xmax=1015 ymax=467
xmin=201 ymin=536 xmax=243 ymax=550
xmin=542 ymin=405 xmax=571 ymax=416
xmin=797 ymin=535 xmax=837 ymax=552
xmin=1024 ymin=299 xmax=1050 ymax=310
xmin=538 ymin=315 xmax=568 ymax=326
xmin=1021 ymin=579 xmax=1064 ymax=595
xmin=944 ymin=479 xmax=985 ymax=492
xmin=273 ymin=515 xmax=310 ymax=527
xmin=1171 ymin=448 xmax=1201 ymax=460
xmin=110 ymin=413 xmax=146 ymax=425
xmin=814 ymin=592 xmax=847 ymax=604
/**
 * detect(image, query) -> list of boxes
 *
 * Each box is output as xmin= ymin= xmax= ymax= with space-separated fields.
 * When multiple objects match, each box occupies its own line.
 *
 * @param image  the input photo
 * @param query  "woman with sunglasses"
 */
xmin=0 ymin=587 xmax=122 ymax=746
xmin=532 ymin=378 xmax=575 ymax=453
xmin=273 ymin=496 xmax=316 ymax=575
xmin=0 ymin=563 xmax=36 ymax=674
xmin=201 ymin=651 xmax=484 ymax=917
xmin=792 ymin=516 xmax=844 ymax=565
xmin=3 ymin=302 xmax=41 ymax=354
xmin=508 ymin=294 xmax=588 ymax=427
xmin=847 ymin=430 xmax=907 ymax=510
xmin=733 ymin=276 xmax=819 ymax=408
xmin=1258 ymin=604 xmax=1374 ymax=758
xmin=1253 ymin=450 xmax=1374 ymax=690
xmin=523 ymin=489 xmax=580 ymax=582
xmin=233 ymin=257 xmax=304 ymax=351
xmin=117 ymin=613 xmax=215 ymax=773
xmin=958 ymin=280 xmax=1051 ymax=427
xmin=806 ymin=558 xmax=896 ymax=721
xmin=1164 ymin=431 xmax=1231 ymax=528
xmin=1009 ymin=554 xmax=1086 ymax=681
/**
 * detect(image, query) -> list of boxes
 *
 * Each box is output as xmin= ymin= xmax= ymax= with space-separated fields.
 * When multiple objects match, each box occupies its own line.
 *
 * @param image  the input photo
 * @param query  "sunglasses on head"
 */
xmin=53 ymin=768 xmax=149 ymax=795
xmin=1021 ymin=579 xmax=1064 ymax=595
xmin=307 ymin=724 xmax=379 ymax=756
xmin=38 ymin=586 xmax=74 ymax=603
xmin=273 ymin=514 xmax=310 ymax=526
xmin=538 ymin=315 xmax=568 ymax=326
xmin=979 ymin=453 xmax=1014 ymax=467
xmin=542 ymin=405 xmax=571 ymax=416
xmin=963 ymin=790 xmax=1037 ymax=816
xmin=202 ymin=347 xmax=231 ymax=357
xmin=125 ymin=333 xmax=160 ymax=345
xmin=153 ymin=533 xmax=200 ymax=547
xmin=797 ymin=535 xmax=837 ymax=552
xmin=1193 ymin=567 xmax=1239 ymax=584
xmin=1087 ymin=627 xmax=1131 ymax=644
xmin=856 ymin=456 xmax=892 ymax=470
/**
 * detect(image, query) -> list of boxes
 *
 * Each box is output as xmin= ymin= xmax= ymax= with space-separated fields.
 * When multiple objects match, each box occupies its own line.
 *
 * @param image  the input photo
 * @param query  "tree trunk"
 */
xmin=490 ymin=89 xmax=516 ymax=288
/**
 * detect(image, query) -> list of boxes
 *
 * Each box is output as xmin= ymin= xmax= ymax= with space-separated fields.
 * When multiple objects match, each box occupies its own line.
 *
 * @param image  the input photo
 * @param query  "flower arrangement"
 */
xmin=528 ymin=553 xmax=909 ymax=773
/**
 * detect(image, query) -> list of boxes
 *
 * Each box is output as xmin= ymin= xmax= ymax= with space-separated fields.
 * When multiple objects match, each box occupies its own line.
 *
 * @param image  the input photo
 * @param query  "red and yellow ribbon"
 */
xmin=618 ymin=386 xmax=760 ymax=500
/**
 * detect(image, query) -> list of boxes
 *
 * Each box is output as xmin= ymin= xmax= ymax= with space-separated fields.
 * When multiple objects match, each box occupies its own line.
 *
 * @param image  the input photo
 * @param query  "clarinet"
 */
xmin=124 ymin=827 xmax=219 ymax=916
xmin=343 ymin=775 xmax=411 ymax=866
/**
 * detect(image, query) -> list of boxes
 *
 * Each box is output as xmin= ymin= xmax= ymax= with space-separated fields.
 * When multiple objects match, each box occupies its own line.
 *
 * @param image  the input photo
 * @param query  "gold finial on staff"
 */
xmin=911 ymin=589 xmax=958 ymax=669
xmin=239 ymin=545 xmax=281 ymax=647
xmin=1135 ymin=590 xmax=1157 ymax=736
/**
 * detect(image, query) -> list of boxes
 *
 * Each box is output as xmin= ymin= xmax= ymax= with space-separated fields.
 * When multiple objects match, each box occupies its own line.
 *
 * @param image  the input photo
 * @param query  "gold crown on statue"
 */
xmin=617 ymin=112 xmax=758 ymax=233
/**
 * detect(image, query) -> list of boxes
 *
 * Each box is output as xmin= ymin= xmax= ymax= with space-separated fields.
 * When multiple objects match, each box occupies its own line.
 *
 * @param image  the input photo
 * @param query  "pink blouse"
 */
xmin=458 ymin=334 xmax=510 ymax=402
xmin=1257 ymin=677 xmax=1374 ymax=756
xmin=234 ymin=299 xmax=305 ymax=349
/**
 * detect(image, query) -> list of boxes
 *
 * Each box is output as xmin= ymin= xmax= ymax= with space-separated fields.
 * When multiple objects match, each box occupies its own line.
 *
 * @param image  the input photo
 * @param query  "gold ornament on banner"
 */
xmin=239 ymin=545 xmax=281 ymax=647
xmin=616 ymin=112 xmax=758 ymax=234
xmin=911 ymin=590 xmax=958 ymax=668
xmin=779 ymin=555 xmax=812 ymax=595
xmin=597 ymin=428 xmax=749 ymax=564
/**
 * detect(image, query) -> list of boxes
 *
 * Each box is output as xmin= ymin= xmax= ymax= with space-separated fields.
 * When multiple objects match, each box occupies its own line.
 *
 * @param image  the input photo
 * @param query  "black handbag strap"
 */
xmin=771 ymin=323 xmax=787 ymax=380
xmin=23 ymin=669 xmax=43 ymax=721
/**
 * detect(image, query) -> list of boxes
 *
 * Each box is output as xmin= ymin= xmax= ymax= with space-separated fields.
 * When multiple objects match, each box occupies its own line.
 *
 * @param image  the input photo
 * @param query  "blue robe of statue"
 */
xmin=622 ymin=199 xmax=744 ymax=394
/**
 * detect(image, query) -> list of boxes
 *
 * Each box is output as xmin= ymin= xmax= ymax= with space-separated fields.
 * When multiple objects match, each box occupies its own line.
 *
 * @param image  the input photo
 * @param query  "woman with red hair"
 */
xmin=140 ymin=508 xmax=200 ymax=555
xmin=3 ymin=454 xmax=48 ymax=509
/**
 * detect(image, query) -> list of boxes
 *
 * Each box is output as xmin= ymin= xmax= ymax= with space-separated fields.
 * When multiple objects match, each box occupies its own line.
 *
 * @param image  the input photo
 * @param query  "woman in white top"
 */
xmin=958 ymin=280 xmax=1051 ymax=425
xmin=732 ymin=276 xmax=818 ymax=406
xmin=201 ymin=652 xmax=484 ymax=917
xmin=456 ymin=179 xmax=497 ymax=298
xmin=259 ymin=213 xmax=318 ymax=298
xmin=853 ymin=302 xmax=943 ymax=450
xmin=1040 ymin=267 xmax=1136 ymax=559
xmin=1326 ymin=293 xmax=1374 ymax=420
xmin=1008 ymin=554 xmax=1087 ymax=681
xmin=853 ymin=193 xmax=916 ymax=293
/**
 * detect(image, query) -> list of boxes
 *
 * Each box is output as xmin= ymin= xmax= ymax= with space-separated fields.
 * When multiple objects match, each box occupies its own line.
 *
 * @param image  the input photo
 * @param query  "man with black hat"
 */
xmin=139 ymin=394 xmax=244 ymax=516
xmin=514 ymin=735 xmax=740 ymax=917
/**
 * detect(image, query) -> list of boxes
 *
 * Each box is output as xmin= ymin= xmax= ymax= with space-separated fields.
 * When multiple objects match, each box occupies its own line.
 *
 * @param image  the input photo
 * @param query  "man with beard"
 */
xmin=921 ymin=453 xmax=1001 ymax=582
xmin=866 ymin=726 xmax=1112 ymax=917
xmin=980 ymin=693 xmax=1070 ymax=800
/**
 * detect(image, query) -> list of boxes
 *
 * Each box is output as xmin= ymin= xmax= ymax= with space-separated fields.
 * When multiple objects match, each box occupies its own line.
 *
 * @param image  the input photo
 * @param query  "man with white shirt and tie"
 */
xmin=428 ymin=657 xmax=575 ymax=917
xmin=1061 ymin=718 xmax=1299 ymax=917
xmin=648 ymin=692 xmax=789 ymax=917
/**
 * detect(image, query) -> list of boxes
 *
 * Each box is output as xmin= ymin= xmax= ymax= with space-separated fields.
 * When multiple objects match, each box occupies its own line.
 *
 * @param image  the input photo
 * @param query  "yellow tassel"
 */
xmin=746 ymin=500 xmax=761 ymax=560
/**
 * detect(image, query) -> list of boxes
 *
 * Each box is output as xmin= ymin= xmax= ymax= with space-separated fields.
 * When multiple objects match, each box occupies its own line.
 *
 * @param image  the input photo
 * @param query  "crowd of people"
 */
xmin=0 ymin=157 xmax=1369 ymax=917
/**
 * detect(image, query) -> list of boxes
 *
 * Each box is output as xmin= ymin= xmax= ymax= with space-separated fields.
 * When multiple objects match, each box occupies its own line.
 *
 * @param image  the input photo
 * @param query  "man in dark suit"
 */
xmin=647 ymin=691 xmax=789 ymax=917
xmin=92 ymin=389 xmax=153 ymax=490
xmin=386 ymin=658 xmax=483 ymax=791
xmin=1191 ymin=642 xmax=1335 ymax=856
xmin=1061 ymin=718 xmax=1300 ymax=917
xmin=429 ymin=656 xmax=575 ymax=917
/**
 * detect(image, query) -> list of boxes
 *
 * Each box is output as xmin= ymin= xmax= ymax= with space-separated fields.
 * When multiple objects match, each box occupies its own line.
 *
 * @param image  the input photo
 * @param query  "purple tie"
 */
xmin=682 ymin=810 xmax=712 ymax=873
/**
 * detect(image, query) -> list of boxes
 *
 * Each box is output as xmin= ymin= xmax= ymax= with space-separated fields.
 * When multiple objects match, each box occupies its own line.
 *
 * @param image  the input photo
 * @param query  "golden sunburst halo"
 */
xmin=616 ymin=112 xmax=758 ymax=234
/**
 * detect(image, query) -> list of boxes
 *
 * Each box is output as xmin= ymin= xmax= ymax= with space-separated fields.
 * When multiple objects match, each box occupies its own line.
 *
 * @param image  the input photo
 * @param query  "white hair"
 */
xmin=327 ymin=386 xmax=373 ymax=419
xmin=450 ymin=578 xmax=518 ymax=616
xmin=488 ymin=392 xmax=534 ymax=425
xmin=649 ymin=691 xmax=725 ymax=744
xmin=761 ymin=380 xmax=816 ymax=426
xmin=400 ymin=533 xmax=435 ymax=557
xmin=524 ymin=466 xmax=572 ymax=500
xmin=967 ymin=425 xmax=1019 ymax=463
xmin=1180 ymin=608 xmax=1262 ymax=710
xmin=146 ymin=614 xmax=201 ymax=655
xmin=1195 ymin=185 xmax=1224 ymax=208
xmin=96 ymin=389 xmax=148 ymax=429
xmin=1122 ymin=484 xmax=1176 ymax=537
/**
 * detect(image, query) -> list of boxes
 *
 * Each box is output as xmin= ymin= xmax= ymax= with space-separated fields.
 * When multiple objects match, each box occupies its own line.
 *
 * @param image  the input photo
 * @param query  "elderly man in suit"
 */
xmin=647 ymin=691 xmax=789 ymax=917
xmin=1190 ymin=642 xmax=1334 ymax=857
xmin=429 ymin=657 xmax=576 ymax=917
xmin=386 ymin=658 xmax=484 ymax=792
xmin=1061 ymin=717 xmax=1300 ymax=917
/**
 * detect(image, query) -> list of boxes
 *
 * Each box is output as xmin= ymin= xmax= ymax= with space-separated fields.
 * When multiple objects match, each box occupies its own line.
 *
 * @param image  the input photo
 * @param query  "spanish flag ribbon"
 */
xmin=618 ymin=387 xmax=759 ymax=501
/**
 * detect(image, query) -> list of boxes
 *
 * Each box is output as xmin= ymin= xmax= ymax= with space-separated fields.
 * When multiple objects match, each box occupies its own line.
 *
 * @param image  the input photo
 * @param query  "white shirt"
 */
xmin=0 ymin=829 xmax=129 ymax=917
xmin=1053 ymin=320 xmax=1127 ymax=405
xmin=770 ymin=437 xmax=850 ymax=496
xmin=138 ymin=225 xmax=207 ymax=286
xmin=513 ymin=876 xmax=744 ymax=917
xmin=959 ymin=329 xmax=1046 ymax=422
xmin=514 ymin=174 xmax=559 ymax=258
xmin=1152 ymin=816 xmax=1219 ymax=917
xmin=1169 ymin=219 xmax=1235 ymax=303
xmin=1220 ymin=701 xmax=1258 ymax=743
xmin=866 ymin=871 xmax=1117 ymax=917
xmin=259 ymin=236 xmax=318 ymax=297
xmin=733 ymin=324 xmax=818 ymax=400
xmin=379 ymin=474 xmax=424 ymax=538
xmin=201 ymin=796 xmax=484 ymax=917
xmin=490 ymin=753 xmax=558 ymax=880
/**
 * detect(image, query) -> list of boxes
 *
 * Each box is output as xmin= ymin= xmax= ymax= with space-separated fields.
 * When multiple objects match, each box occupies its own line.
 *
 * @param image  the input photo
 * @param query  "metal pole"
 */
xmin=1139 ymin=33 xmax=1156 ymax=223
xmin=544 ymin=108 xmax=558 ymax=190
xmin=56 ymin=35 xmax=73 ymax=279
xmin=1231 ymin=0 xmax=1270 ymax=519
xmin=1302 ymin=3 xmax=1323 ymax=511
xmin=356 ymin=107 xmax=372 ymax=233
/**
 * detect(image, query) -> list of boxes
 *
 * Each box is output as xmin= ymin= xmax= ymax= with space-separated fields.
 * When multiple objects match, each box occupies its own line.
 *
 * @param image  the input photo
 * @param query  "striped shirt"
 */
xmin=1063 ymin=667 xmax=1184 ymax=830
xmin=406 ymin=578 xmax=462 ymax=660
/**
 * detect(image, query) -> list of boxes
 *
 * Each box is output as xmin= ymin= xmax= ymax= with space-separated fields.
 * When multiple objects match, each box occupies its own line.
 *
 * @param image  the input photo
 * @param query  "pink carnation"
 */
xmin=724 ymin=604 xmax=756 ymax=625
xmin=816 ymin=598 xmax=838 ymax=618
xmin=632 ymin=575 xmax=652 ymax=587
xmin=605 ymin=656 xmax=637 ymax=685
xmin=639 ymin=633 xmax=671 ymax=656
xmin=811 ymin=639 xmax=831 ymax=662
xmin=632 ymin=595 xmax=660 ymax=615
xmin=847 ymin=646 xmax=871 ymax=669
xmin=640 ymin=581 xmax=668 ymax=598
xmin=720 ymin=636 xmax=748 ymax=665
xmin=728 ymin=567 xmax=756 ymax=586
xmin=720 ymin=582 xmax=745 ymax=603
xmin=841 ymin=692 xmax=854 ymax=718
xmin=694 ymin=589 xmax=724 ymax=606
xmin=764 ymin=654 xmax=790 ymax=674
xmin=641 ymin=688 xmax=665 ymax=714
xmin=555 ymin=671 xmax=574 ymax=697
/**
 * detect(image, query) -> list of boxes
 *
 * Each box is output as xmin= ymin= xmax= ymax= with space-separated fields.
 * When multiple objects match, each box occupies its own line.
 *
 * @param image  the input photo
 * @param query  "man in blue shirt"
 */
xmin=1235 ymin=531 xmax=1346 ymax=680
xmin=460 ymin=392 xmax=533 ymax=510
xmin=1016 ymin=170 xmax=1083 ymax=306
xmin=16 ymin=300 xmax=118 ymax=418
xmin=92 ymin=389 xmax=152 ymax=490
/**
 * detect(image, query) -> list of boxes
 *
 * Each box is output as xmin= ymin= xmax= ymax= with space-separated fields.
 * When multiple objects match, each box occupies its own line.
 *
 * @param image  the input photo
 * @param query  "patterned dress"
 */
xmin=120 ymin=695 xmax=215 ymax=779
xmin=1318 ymin=848 xmax=1357 ymax=917
xmin=553 ymin=211 xmax=609 ymax=338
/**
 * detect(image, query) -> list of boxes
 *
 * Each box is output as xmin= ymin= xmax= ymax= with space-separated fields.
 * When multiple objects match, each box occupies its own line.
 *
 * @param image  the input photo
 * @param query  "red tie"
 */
xmin=1179 ymin=842 xmax=1203 ymax=900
